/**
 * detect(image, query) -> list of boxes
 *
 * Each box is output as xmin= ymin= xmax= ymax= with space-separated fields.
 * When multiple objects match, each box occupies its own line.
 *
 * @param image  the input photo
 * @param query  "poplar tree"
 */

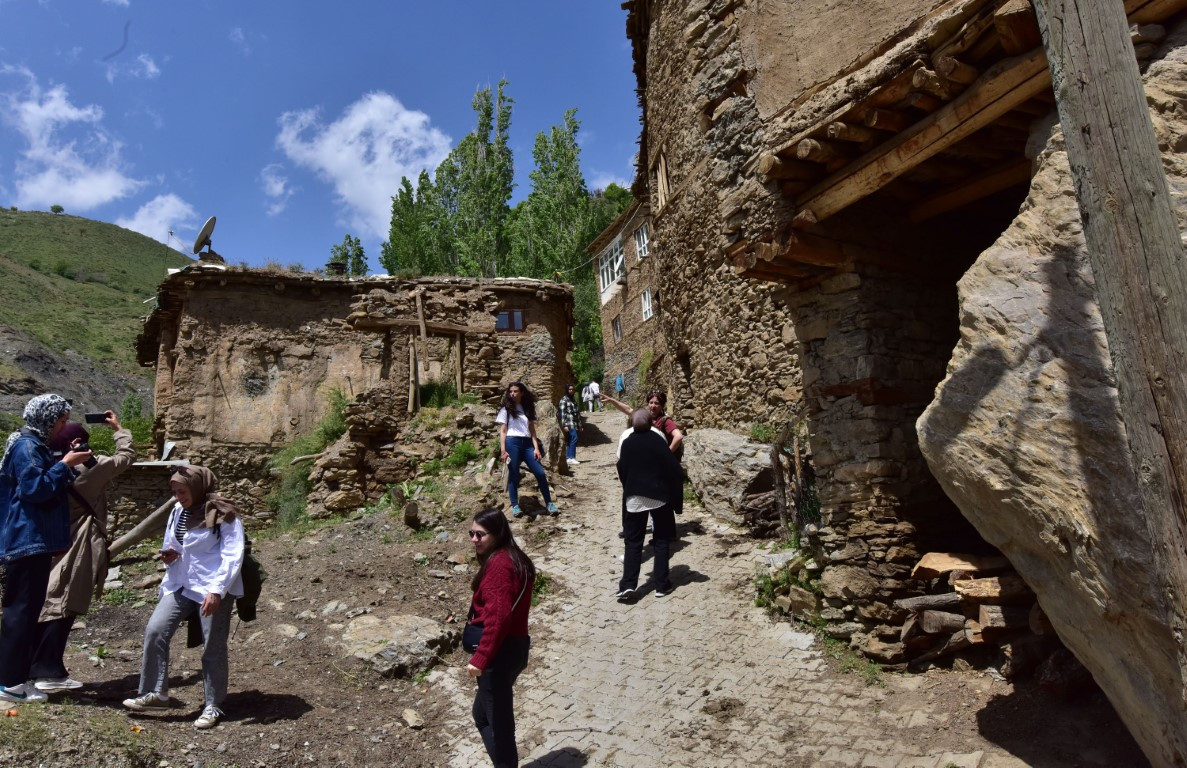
xmin=329 ymin=234 xmax=367 ymax=276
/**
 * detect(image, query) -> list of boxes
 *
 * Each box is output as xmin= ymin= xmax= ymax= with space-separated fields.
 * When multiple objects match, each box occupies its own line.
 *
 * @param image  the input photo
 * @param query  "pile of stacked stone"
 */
xmin=895 ymin=553 xmax=1065 ymax=679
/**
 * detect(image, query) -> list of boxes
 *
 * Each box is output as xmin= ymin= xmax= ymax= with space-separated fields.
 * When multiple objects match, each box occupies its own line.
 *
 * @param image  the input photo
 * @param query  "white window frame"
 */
xmin=641 ymin=289 xmax=653 ymax=321
xmin=598 ymin=238 xmax=625 ymax=292
xmin=634 ymin=222 xmax=650 ymax=261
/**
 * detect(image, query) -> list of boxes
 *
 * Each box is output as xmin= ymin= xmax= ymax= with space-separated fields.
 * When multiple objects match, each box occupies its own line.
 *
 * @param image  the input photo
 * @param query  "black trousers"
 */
xmin=472 ymin=635 xmax=530 ymax=768
xmin=619 ymin=503 xmax=677 ymax=592
xmin=0 ymin=553 xmax=53 ymax=687
xmin=30 ymin=615 xmax=75 ymax=680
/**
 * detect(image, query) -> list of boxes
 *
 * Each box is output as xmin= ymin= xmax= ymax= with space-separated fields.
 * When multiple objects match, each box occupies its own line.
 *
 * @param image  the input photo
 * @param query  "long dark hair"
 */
xmin=470 ymin=507 xmax=536 ymax=592
xmin=499 ymin=381 xmax=537 ymax=421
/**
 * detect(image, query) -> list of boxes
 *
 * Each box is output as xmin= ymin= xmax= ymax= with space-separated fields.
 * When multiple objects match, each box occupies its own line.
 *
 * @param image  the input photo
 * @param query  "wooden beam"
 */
xmin=758 ymin=154 xmax=820 ymax=181
xmin=936 ymin=56 xmax=981 ymax=85
xmin=414 ymin=290 xmax=428 ymax=340
xmin=909 ymin=159 xmax=1033 ymax=222
xmin=913 ymin=68 xmax=959 ymax=100
xmin=826 ymin=121 xmax=878 ymax=143
xmin=994 ymin=0 xmax=1042 ymax=55
xmin=795 ymin=47 xmax=1050 ymax=226
xmin=795 ymin=138 xmax=849 ymax=164
xmin=864 ymin=108 xmax=912 ymax=132
xmin=903 ymin=92 xmax=944 ymax=113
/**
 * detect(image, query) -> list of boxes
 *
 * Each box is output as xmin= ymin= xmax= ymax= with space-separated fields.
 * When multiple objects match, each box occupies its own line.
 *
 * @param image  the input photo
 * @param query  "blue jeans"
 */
xmin=0 ymin=553 xmax=52 ymax=686
xmin=138 ymin=590 xmax=235 ymax=707
xmin=565 ymin=427 xmax=578 ymax=460
xmin=505 ymin=436 xmax=552 ymax=507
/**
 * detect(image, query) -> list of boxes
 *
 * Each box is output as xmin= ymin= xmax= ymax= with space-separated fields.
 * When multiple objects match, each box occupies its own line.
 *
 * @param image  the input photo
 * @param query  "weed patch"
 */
xmin=531 ymin=571 xmax=552 ymax=606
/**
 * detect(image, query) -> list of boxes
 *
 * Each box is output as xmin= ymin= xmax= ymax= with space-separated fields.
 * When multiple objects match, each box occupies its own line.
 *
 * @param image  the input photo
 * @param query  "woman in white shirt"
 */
xmin=123 ymin=466 xmax=244 ymax=730
xmin=496 ymin=381 xmax=558 ymax=519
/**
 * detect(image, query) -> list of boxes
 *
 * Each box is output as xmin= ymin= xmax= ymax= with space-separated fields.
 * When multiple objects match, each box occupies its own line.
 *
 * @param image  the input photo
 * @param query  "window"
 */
xmin=495 ymin=309 xmax=525 ymax=332
xmin=634 ymin=222 xmax=650 ymax=261
xmin=641 ymin=289 xmax=653 ymax=321
xmin=612 ymin=316 xmax=623 ymax=343
xmin=599 ymin=239 xmax=625 ymax=292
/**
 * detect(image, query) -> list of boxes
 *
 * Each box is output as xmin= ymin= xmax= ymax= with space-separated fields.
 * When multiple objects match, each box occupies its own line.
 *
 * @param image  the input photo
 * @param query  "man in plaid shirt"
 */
xmin=559 ymin=384 xmax=581 ymax=465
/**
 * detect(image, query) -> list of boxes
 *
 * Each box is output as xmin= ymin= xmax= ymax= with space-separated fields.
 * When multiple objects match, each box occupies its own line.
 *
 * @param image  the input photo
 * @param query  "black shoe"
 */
xmin=616 ymin=587 xmax=636 ymax=603
xmin=655 ymin=583 xmax=674 ymax=597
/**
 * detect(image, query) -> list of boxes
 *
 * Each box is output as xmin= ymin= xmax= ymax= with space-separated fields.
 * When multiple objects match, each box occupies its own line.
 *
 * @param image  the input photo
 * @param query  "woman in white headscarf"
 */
xmin=122 ymin=465 xmax=244 ymax=730
xmin=0 ymin=394 xmax=92 ymax=704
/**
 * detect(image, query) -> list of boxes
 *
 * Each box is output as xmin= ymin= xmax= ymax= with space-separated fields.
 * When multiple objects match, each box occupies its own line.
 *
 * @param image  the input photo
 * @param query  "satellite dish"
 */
xmin=192 ymin=216 xmax=216 ymax=254
xmin=191 ymin=215 xmax=224 ymax=263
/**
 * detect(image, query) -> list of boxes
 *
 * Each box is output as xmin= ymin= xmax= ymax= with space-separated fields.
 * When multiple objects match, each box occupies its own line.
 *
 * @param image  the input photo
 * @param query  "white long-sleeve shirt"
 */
xmin=160 ymin=503 xmax=245 ymax=602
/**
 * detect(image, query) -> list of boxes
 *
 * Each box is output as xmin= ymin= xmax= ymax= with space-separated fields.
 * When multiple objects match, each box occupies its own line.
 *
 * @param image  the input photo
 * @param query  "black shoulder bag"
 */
xmin=463 ymin=574 xmax=529 ymax=653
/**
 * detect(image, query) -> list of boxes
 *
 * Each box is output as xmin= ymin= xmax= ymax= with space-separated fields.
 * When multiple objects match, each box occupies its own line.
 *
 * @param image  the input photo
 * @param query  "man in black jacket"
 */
xmin=616 ymin=409 xmax=683 ymax=603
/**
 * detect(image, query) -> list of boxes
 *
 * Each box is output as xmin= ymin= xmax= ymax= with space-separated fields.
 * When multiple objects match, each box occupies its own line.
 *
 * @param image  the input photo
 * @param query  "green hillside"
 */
xmin=0 ymin=209 xmax=193 ymax=375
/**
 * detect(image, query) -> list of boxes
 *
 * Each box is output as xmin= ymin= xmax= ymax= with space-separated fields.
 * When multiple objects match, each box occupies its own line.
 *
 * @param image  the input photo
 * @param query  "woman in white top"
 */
xmin=496 ymin=381 xmax=558 ymax=519
xmin=123 ymin=466 xmax=244 ymax=730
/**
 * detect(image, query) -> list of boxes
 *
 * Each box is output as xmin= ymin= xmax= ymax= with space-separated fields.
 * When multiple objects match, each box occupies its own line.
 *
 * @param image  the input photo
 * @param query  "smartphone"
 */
xmin=84 ymin=412 xmax=108 ymax=424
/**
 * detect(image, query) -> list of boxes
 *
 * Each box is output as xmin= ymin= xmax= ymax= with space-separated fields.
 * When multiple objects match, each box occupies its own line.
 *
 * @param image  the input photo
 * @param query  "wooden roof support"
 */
xmin=826 ymin=121 xmax=878 ymax=143
xmin=794 ymin=47 xmax=1050 ymax=227
xmin=795 ymin=138 xmax=850 ymax=164
xmin=908 ymin=158 xmax=1033 ymax=222
xmin=864 ymin=108 xmax=912 ymax=132
xmin=904 ymin=92 xmax=944 ymax=113
xmin=759 ymin=154 xmax=821 ymax=181
xmin=936 ymin=56 xmax=981 ymax=85
xmin=994 ymin=0 xmax=1042 ymax=55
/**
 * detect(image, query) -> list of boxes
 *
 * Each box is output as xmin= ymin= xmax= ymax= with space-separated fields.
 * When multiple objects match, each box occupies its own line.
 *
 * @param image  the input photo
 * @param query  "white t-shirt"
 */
xmin=496 ymin=407 xmax=531 ymax=438
xmin=589 ymin=381 xmax=600 ymax=397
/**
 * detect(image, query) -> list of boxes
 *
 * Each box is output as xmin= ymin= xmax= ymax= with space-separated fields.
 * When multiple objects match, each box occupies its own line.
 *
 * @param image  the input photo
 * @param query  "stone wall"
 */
xmin=139 ymin=272 xmax=572 ymax=518
xmin=107 ymin=463 xmax=186 ymax=535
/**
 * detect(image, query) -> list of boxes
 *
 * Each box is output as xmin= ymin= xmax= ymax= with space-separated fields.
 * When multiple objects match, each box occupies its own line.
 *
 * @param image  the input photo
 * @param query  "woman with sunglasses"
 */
xmin=464 ymin=508 xmax=535 ymax=767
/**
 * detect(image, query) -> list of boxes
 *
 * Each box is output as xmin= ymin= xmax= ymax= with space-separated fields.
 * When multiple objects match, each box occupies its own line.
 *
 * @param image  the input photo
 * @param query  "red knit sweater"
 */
xmin=469 ymin=549 xmax=532 ymax=670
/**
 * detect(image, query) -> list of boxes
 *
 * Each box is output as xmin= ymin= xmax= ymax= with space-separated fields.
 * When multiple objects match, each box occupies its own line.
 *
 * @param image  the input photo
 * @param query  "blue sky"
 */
xmin=0 ymin=1 xmax=641 ymax=271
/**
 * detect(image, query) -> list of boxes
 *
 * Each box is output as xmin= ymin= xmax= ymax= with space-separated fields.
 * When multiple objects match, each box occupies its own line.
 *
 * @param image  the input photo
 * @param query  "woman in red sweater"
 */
xmin=465 ymin=507 xmax=535 ymax=767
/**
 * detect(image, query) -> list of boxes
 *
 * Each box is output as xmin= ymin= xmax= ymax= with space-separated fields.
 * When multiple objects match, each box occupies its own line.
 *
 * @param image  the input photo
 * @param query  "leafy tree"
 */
xmin=380 ymin=171 xmax=446 ymax=276
xmin=50 ymin=205 xmax=64 ymax=214
xmin=329 ymin=234 xmax=367 ymax=276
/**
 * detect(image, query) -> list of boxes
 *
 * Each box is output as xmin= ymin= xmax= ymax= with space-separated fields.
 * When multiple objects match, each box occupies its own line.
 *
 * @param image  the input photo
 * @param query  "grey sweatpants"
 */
xmin=138 ymin=590 xmax=234 ymax=707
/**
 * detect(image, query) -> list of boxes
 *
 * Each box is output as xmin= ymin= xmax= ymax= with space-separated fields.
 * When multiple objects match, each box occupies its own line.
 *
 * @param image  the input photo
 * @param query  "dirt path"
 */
xmin=442 ymin=409 xmax=1147 ymax=768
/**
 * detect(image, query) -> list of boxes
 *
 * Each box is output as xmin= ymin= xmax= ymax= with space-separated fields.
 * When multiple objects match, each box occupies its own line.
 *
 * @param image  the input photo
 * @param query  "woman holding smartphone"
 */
xmin=123 ymin=466 xmax=244 ymax=730
xmin=496 ymin=381 xmax=558 ymax=518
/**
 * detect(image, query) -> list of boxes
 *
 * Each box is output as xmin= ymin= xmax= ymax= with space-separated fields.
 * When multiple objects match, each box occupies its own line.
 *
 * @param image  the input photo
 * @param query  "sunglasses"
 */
xmin=469 ymin=530 xmax=489 ymax=540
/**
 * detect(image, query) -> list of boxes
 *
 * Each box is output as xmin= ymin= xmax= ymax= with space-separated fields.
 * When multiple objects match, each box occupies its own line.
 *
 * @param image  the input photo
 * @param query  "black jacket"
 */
xmin=617 ymin=429 xmax=684 ymax=513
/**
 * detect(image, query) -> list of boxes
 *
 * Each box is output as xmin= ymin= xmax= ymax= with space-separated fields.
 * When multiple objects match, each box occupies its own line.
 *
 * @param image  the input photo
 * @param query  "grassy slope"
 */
xmin=0 ymin=209 xmax=193 ymax=376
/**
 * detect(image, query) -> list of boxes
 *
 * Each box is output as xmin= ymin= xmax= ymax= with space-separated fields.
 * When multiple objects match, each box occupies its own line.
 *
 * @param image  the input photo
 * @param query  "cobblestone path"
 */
xmin=440 ymin=410 xmax=1090 ymax=768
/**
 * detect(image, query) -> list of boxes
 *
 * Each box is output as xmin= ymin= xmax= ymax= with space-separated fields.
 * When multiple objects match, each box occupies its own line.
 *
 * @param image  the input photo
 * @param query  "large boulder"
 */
xmin=337 ymin=614 xmax=458 ymax=678
xmin=917 ymin=26 xmax=1187 ymax=766
xmin=684 ymin=429 xmax=778 ymax=532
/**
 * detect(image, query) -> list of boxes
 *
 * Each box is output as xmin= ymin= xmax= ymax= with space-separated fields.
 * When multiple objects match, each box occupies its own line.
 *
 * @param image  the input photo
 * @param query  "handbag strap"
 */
xmin=467 ymin=568 xmax=531 ymax=623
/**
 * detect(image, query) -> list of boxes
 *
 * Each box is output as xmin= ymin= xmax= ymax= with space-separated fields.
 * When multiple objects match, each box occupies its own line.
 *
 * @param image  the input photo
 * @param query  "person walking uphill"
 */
xmin=496 ymin=381 xmax=558 ymax=518
xmin=464 ymin=508 xmax=535 ymax=768
xmin=559 ymin=384 xmax=581 ymax=465
xmin=31 ymin=410 xmax=136 ymax=694
xmin=0 ymin=393 xmax=93 ymax=703
xmin=123 ymin=466 xmax=244 ymax=730
xmin=616 ymin=408 xmax=684 ymax=603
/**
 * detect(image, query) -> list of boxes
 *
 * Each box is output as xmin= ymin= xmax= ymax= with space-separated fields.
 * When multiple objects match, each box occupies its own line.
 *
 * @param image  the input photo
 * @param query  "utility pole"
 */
xmin=1032 ymin=0 xmax=1187 ymax=764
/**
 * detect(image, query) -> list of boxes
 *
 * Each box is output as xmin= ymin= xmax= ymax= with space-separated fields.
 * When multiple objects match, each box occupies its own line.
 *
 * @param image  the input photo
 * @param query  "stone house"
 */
xmin=623 ymin=0 xmax=1187 ymax=761
xmin=591 ymin=200 xmax=660 ymax=399
xmin=137 ymin=268 xmax=572 ymax=517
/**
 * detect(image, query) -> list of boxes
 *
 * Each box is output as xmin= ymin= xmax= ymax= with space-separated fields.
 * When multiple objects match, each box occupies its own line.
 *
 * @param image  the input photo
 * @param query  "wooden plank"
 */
xmin=414 ymin=290 xmax=428 ymax=340
xmin=978 ymin=604 xmax=1032 ymax=639
xmin=911 ymin=552 xmax=1013 ymax=580
xmin=795 ymin=47 xmax=1050 ymax=226
xmin=454 ymin=332 xmax=464 ymax=398
xmin=909 ymin=159 xmax=1033 ymax=222
xmin=1128 ymin=0 xmax=1187 ymax=25
xmin=903 ymin=92 xmax=944 ymax=113
xmin=952 ymin=574 xmax=1035 ymax=604
xmin=863 ymin=108 xmax=912 ymax=132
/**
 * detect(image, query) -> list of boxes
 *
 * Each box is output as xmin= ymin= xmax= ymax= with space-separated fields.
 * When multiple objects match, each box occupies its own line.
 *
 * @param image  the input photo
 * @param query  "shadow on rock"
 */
xmin=523 ymin=746 xmax=590 ymax=767
xmin=974 ymin=682 xmax=1149 ymax=768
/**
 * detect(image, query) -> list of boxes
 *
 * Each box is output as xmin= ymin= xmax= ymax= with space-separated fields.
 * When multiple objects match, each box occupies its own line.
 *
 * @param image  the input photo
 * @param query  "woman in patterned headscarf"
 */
xmin=123 ymin=465 xmax=244 ymax=730
xmin=0 ymin=394 xmax=93 ymax=704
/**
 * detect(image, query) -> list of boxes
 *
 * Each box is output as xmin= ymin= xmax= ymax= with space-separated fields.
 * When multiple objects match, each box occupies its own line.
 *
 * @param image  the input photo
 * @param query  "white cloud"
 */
xmin=115 ymin=193 xmax=197 ymax=244
xmin=102 ymin=0 xmax=131 ymax=6
xmin=258 ymin=163 xmax=294 ymax=216
xmin=133 ymin=53 xmax=159 ymax=79
xmin=589 ymin=170 xmax=631 ymax=192
xmin=276 ymin=92 xmax=451 ymax=239
xmin=0 ymin=65 xmax=144 ymax=210
xmin=228 ymin=27 xmax=250 ymax=55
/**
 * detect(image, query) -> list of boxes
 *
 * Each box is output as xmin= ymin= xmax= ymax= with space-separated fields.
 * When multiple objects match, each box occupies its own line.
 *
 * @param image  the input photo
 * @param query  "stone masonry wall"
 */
xmin=599 ymin=212 xmax=663 ymax=403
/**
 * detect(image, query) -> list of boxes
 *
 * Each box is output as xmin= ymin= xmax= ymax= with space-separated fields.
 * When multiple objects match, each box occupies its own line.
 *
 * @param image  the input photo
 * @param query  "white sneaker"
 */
xmin=194 ymin=704 xmax=223 ymax=729
xmin=0 ymin=683 xmax=47 ymax=703
xmin=123 ymin=692 xmax=171 ymax=711
xmin=34 ymin=677 xmax=83 ymax=693
xmin=568 ymin=459 xmax=580 ymax=465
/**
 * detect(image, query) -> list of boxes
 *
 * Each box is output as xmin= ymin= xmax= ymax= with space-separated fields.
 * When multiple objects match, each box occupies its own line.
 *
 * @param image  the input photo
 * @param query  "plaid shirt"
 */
xmin=559 ymin=396 xmax=579 ymax=431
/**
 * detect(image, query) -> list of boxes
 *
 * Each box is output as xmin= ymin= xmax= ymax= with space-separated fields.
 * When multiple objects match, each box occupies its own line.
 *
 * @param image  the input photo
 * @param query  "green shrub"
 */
xmin=750 ymin=423 xmax=776 ymax=443
xmin=442 ymin=440 xmax=479 ymax=469
xmin=52 ymin=260 xmax=76 ymax=279
xmin=531 ymin=571 xmax=552 ymax=606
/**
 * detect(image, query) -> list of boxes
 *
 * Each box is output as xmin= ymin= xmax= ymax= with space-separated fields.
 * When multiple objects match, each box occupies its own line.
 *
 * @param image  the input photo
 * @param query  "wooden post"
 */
xmin=455 ymin=332 xmax=465 ymax=398
xmin=407 ymin=334 xmax=419 ymax=414
xmin=1033 ymin=0 xmax=1187 ymax=762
